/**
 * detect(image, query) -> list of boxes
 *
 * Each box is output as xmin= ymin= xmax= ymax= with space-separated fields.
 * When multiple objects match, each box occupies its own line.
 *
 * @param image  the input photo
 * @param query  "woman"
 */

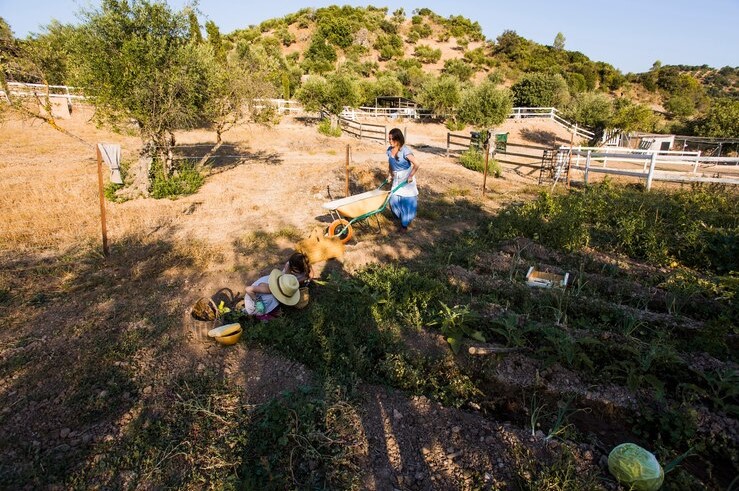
xmin=386 ymin=128 xmax=420 ymax=232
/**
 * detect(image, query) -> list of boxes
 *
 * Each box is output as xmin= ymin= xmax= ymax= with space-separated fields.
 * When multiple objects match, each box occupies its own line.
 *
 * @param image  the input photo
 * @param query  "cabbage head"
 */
xmin=608 ymin=443 xmax=664 ymax=491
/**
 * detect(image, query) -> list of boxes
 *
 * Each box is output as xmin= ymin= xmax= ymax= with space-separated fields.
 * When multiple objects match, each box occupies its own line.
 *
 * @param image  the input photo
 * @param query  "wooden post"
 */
xmin=584 ymin=150 xmax=591 ymax=185
xmin=96 ymin=145 xmax=110 ymax=257
xmin=482 ymin=141 xmax=490 ymax=196
xmin=446 ymin=133 xmax=450 ymax=157
xmin=345 ymin=144 xmax=350 ymax=197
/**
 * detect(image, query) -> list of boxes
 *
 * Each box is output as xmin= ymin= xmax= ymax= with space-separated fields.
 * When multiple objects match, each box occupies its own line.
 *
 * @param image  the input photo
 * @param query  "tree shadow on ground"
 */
xmin=520 ymin=128 xmax=562 ymax=146
xmin=172 ymin=143 xmax=283 ymax=174
xmin=0 ymin=237 xmax=207 ymax=487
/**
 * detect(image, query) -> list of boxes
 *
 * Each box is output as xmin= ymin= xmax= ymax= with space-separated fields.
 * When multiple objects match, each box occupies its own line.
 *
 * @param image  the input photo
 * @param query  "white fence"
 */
xmin=0 ymin=82 xmax=85 ymax=103
xmin=1 ymin=84 xmax=596 ymax=140
xmin=511 ymin=107 xmax=594 ymax=140
xmin=561 ymin=146 xmax=739 ymax=189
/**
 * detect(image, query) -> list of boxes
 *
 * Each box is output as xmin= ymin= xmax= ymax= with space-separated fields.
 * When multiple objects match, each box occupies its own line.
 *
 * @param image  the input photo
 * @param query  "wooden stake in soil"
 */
xmin=345 ymin=144 xmax=350 ymax=197
xmin=482 ymin=141 xmax=490 ymax=196
xmin=96 ymin=145 xmax=110 ymax=257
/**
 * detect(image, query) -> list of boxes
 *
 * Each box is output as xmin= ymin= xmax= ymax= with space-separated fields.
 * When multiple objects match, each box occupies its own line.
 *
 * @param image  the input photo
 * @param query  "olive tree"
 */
xmin=69 ymin=0 xmax=209 ymax=180
xmin=457 ymin=80 xmax=513 ymax=128
xmin=692 ymin=98 xmax=739 ymax=138
xmin=511 ymin=72 xmax=570 ymax=108
xmin=564 ymin=91 xmax=613 ymax=131
xmin=417 ymin=75 xmax=461 ymax=121
xmin=456 ymin=81 xmax=513 ymax=187
xmin=295 ymin=72 xmax=361 ymax=126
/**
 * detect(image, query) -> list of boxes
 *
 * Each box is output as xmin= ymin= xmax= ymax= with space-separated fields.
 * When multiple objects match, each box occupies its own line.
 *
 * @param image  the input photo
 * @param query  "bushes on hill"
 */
xmin=413 ymin=44 xmax=442 ymax=64
xmin=373 ymin=34 xmax=404 ymax=61
xmin=442 ymin=59 xmax=474 ymax=82
xmin=511 ymin=72 xmax=571 ymax=108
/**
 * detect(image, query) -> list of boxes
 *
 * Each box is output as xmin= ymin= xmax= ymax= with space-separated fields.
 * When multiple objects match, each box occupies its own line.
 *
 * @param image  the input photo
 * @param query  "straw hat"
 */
xmin=268 ymin=269 xmax=301 ymax=306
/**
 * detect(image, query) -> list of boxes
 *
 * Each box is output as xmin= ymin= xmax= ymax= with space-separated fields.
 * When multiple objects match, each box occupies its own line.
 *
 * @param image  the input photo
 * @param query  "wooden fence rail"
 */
xmin=338 ymin=116 xmax=387 ymax=143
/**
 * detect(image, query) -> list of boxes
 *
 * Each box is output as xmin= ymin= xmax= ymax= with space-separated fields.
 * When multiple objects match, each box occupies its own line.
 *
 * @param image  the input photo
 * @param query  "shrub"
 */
xmin=149 ymin=163 xmax=204 ymax=199
xmin=442 ymin=58 xmax=474 ymax=82
xmin=413 ymin=44 xmax=442 ymax=64
xmin=511 ymin=72 xmax=571 ymax=108
xmin=318 ymin=118 xmax=342 ymax=137
xmin=460 ymin=149 xmax=501 ymax=177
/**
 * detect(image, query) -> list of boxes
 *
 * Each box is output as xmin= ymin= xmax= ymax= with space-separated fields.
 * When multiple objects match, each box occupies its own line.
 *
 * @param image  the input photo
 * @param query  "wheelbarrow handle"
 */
xmin=379 ymin=178 xmax=409 ymax=194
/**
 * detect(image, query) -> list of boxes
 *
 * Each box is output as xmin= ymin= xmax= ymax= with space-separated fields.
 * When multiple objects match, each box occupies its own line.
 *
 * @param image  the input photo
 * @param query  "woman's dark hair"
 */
xmin=288 ymin=252 xmax=310 ymax=274
xmin=389 ymin=128 xmax=405 ymax=146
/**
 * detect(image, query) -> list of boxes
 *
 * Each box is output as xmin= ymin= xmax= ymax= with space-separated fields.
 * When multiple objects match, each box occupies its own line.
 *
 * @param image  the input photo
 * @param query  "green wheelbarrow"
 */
xmin=322 ymin=179 xmax=407 ymax=243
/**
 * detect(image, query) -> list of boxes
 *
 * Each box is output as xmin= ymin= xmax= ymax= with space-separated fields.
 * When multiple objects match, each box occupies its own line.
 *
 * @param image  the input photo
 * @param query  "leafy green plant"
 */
xmin=240 ymin=387 xmax=363 ymax=490
xmin=149 ymin=163 xmax=204 ymax=199
xmin=487 ymin=312 xmax=529 ymax=347
xmin=318 ymin=118 xmax=342 ymax=137
xmin=431 ymin=302 xmax=484 ymax=353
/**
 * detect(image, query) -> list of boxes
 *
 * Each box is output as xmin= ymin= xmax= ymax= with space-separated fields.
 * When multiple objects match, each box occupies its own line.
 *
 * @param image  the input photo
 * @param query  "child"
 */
xmin=282 ymin=252 xmax=315 ymax=287
xmin=243 ymin=269 xmax=301 ymax=320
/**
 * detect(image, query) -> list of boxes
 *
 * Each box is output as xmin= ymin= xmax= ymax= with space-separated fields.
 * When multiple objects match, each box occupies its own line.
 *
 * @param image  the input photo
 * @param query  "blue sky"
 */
xmin=1 ymin=0 xmax=737 ymax=73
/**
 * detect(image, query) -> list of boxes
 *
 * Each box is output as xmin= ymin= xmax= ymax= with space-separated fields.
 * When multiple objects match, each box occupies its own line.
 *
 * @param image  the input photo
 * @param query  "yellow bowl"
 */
xmin=208 ymin=323 xmax=243 ymax=346
xmin=215 ymin=328 xmax=243 ymax=345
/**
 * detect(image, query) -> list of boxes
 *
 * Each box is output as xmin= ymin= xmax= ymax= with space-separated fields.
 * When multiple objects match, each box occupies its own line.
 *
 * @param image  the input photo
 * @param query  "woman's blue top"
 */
xmin=387 ymin=145 xmax=413 ymax=172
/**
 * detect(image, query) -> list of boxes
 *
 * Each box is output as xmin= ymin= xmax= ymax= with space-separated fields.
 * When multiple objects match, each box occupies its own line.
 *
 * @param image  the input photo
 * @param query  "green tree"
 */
xmin=692 ymin=98 xmax=739 ymax=137
xmin=511 ymin=72 xmax=571 ymax=108
xmin=611 ymin=99 xmax=658 ymax=132
xmin=303 ymin=34 xmax=337 ymax=73
xmin=205 ymin=20 xmax=225 ymax=60
xmin=457 ymin=80 xmax=513 ymax=128
xmin=69 ymin=0 xmax=211 ymax=185
xmin=664 ymin=94 xmax=695 ymax=119
xmin=553 ymin=32 xmax=565 ymax=51
xmin=295 ymin=72 xmax=361 ymax=127
xmin=22 ymin=20 xmax=77 ymax=85
xmin=201 ymin=47 xmax=274 ymax=143
xmin=564 ymin=91 xmax=613 ymax=131
xmin=185 ymin=7 xmax=202 ymax=44
xmin=413 ymin=44 xmax=442 ymax=64
xmin=442 ymin=58 xmax=474 ymax=82
xmin=417 ymin=76 xmax=461 ymax=120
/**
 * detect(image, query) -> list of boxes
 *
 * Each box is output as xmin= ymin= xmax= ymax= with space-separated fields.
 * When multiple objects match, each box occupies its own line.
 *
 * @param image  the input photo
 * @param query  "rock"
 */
xmin=393 ymin=409 xmax=403 ymax=420
xmin=452 ymin=426 xmax=461 ymax=433
xmin=60 ymin=428 xmax=71 ymax=438
xmin=143 ymin=386 xmax=152 ymax=395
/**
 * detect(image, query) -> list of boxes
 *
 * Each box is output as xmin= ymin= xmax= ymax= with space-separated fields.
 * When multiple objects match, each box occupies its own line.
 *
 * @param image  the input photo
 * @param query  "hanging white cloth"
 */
xmin=98 ymin=143 xmax=123 ymax=184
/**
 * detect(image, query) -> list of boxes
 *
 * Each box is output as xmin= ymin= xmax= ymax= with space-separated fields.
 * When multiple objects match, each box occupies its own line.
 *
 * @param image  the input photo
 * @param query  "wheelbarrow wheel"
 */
xmin=328 ymin=219 xmax=354 ymax=244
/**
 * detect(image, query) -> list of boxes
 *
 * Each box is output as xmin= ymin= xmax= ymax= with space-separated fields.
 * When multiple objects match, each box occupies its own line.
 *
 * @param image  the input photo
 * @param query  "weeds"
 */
xmin=431 ymin=301 xmax=484 ymax=353
xmin=240 ymin=386 xmax=363 ymax=490
xmin=149 ymin=162 xmax=204 ymax=199
xmin=459 ymin=148 xmax=501 ymax=177
xmin=317 ymin=118 xmax=342 ymax=137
